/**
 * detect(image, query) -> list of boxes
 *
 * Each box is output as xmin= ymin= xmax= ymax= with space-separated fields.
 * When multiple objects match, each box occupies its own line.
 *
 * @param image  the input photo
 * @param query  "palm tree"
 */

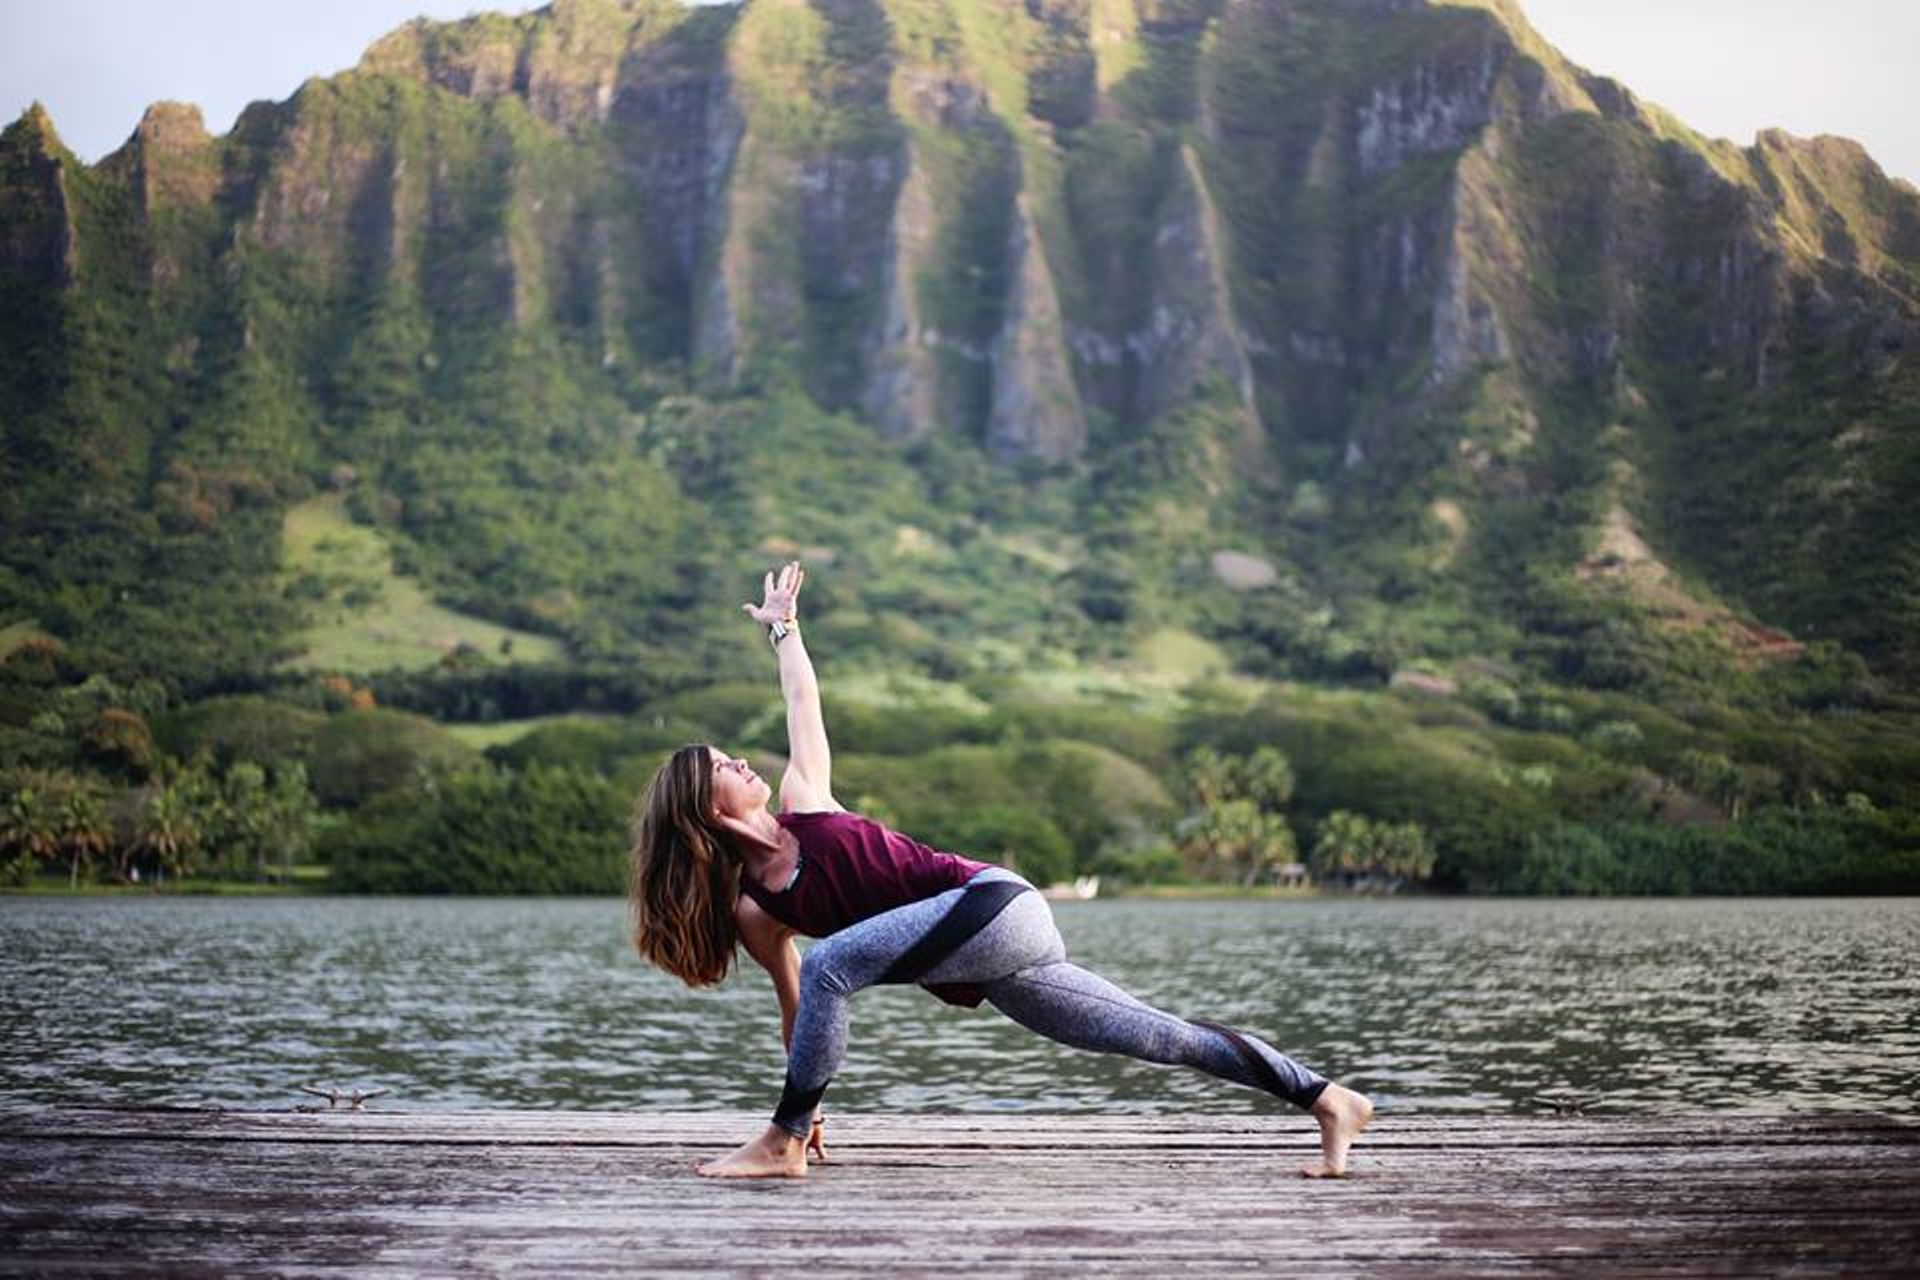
xmin=1237 ymin=746 xmax=1295 ymax=812
xmin=266 ymin=763 xmax=317 ymax=883
xmin=1375 ymin=820 xmax=1436 ymax=883
xmin=1310 ymin=810 xmax=1370 ymax=883
xmin=218 ymin=762 xmax=272 ymax=881
xmin=1184 ymin=747 xmax=1235 ymax=811
xmin=1179 ymin=746 xmax=1299 ymax=884
xmin=1311 ymin=811 xmax=1434 ymax=890
xmin=131 ymin=781 xmax=201 ymax=884
xmin=57 ymin=785 xmax=110 ymax=888
xmin=2 ymin=783 xmax=61 ymax=872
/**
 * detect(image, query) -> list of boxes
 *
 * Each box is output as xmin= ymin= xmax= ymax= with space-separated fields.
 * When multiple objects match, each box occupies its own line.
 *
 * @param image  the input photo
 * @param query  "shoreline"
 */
xmin=2 ymin=878 xmax=318 ymax=898
xmin=1108 ymin=883 xmax=1327 ymax=900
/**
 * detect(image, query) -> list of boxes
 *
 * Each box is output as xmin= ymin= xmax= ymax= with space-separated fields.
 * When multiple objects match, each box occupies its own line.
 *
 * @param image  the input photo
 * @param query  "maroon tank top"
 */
xmin=740 ymin=809 xmax=990 ymax=937
xmin=739 ymin=809 xmax=992 ymax=1008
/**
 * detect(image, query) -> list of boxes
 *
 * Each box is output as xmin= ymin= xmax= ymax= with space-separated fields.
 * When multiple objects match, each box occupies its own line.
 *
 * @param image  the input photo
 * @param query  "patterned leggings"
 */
xmin=772 ymin=866 xmax=1329 ymax=1135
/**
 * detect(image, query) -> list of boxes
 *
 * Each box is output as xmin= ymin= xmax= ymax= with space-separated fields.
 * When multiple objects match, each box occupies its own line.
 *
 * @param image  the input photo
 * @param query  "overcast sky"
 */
xmin=2 ymin=0 xmax=1914 ymax=186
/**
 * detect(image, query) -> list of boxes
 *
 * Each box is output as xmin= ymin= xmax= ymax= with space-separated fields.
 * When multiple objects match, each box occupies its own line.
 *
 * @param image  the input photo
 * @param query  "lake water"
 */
xmin=2 ymin=896 xmax=1915 ymax=1117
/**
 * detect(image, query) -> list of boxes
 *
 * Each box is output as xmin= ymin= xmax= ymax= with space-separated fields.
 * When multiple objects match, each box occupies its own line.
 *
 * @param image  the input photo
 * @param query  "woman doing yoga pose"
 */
xmin=628 ymin=562 xmax=1373 ymax=1179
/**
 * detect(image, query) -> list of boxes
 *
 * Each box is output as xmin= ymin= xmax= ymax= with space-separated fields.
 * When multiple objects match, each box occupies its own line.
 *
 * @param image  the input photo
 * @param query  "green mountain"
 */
xmin=4 ymin=0 xmax=1918 ymax=891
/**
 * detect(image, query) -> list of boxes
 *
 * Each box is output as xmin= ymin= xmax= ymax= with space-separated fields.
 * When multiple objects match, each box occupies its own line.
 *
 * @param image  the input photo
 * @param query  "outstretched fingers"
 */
xmin=742 ymin=561 xmax=806 ymax=624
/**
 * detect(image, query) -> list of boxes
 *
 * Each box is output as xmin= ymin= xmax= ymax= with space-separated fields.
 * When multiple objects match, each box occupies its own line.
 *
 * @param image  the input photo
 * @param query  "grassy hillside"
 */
xmin=280 ymin=497 xmax=567 ymax=673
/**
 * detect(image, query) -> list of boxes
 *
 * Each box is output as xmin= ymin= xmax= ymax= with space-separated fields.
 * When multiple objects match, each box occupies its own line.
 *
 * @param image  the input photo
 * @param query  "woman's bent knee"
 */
xmin=798 ymin=943 xmax=850 ymax=997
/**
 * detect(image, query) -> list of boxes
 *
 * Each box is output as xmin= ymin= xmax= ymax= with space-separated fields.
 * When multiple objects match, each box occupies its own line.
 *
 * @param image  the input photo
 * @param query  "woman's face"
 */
xmin=706 ymin=746 xmax=768 ymax=821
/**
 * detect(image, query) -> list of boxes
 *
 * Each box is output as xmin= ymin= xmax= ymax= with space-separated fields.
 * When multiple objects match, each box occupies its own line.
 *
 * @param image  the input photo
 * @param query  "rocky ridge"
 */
xmin=2 ymin=0 xmax=1916 ymax=677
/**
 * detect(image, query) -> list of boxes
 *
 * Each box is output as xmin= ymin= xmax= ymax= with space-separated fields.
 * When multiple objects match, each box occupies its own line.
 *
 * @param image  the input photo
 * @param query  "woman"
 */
xmin=629 ymin=561 xmax=1372 ymax=1179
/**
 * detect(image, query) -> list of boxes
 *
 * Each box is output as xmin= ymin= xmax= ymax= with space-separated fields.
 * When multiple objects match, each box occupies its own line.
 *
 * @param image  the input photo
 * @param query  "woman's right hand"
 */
xmin=807 ymin=1114 xmax=828 ymax=1163
xmin=743 ymin=560 xmax=805 ymax=627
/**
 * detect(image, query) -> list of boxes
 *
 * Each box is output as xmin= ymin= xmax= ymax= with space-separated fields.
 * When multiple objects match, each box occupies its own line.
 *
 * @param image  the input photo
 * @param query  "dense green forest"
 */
xmin=3 ymin=0 xmax=1917 ymax=895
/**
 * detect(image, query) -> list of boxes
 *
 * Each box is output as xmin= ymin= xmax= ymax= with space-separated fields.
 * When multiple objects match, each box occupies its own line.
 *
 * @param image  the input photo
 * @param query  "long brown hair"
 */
xmin=628 ymin=744 xmax=741 ymax=987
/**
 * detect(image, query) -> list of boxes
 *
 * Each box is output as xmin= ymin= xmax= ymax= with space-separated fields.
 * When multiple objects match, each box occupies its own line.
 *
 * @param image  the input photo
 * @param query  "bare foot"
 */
xmin=1301 ymin=1083 xmax=1373 ymax=1179
xmin=695 ymin=1124 xmax=807 ymax=1179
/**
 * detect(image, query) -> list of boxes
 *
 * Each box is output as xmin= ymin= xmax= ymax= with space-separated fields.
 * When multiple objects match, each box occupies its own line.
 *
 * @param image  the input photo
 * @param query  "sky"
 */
xmin=1 ymin=0 xmax=1915 ymax=186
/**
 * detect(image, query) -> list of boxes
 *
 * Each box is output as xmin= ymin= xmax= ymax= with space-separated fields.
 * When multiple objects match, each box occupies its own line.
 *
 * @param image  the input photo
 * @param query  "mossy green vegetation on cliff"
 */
xmin=3 ymin=1 xmax=1917 ymax=894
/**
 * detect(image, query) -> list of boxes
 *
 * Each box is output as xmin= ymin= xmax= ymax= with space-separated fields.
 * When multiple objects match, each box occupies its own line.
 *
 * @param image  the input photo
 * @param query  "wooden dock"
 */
xmin=2 ymin=1108 xmax=1916 ymax=1275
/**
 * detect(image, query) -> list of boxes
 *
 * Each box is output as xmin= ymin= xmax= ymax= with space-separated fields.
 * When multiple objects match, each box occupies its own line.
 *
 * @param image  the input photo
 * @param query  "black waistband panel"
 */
xmin=877 ymin=878 xmax=1032 ymax=986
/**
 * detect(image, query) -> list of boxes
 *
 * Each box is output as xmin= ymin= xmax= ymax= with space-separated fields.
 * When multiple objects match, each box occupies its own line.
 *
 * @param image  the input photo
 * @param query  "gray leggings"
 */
xmin=771 ymin=866 xmax=1329 ymax=1135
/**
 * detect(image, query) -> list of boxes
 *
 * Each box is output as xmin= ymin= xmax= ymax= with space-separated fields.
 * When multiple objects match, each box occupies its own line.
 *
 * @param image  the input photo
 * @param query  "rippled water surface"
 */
xmin=3 ymin=896 xmax=1915 ymax=1116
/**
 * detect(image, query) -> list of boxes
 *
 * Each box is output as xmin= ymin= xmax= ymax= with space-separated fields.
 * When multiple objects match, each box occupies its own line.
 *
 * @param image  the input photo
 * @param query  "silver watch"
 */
xmin=768 ymin=618 xmax=798 ymax=645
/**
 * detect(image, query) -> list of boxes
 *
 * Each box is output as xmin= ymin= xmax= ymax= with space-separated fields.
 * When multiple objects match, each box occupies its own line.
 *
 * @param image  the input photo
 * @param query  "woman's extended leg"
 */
xmin=980 ymin=958 xmax=1329 ymax=1105
xmin=939 ymin=894 xmax=1374 ymax=1176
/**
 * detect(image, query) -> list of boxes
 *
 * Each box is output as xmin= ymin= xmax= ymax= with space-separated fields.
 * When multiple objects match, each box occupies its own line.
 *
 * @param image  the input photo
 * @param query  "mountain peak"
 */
xmin=4 ymin=101 xmax=66 ymax=156
xmin=97 ymin=101 xmax=214 ymax=172
xmin=136 ymin=101 xmax=211 ymax=147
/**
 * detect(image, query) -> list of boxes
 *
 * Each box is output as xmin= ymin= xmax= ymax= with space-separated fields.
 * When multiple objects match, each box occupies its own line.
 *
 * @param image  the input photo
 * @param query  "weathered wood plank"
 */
xmin=5 ymin=1106 xmax=1910 ymax=1146
xmin=2 ymin=1109 xmax=1916 ymax=1276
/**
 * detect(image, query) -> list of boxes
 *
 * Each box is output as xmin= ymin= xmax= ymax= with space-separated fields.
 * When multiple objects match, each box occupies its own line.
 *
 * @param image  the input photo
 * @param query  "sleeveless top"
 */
xmin=740 ymin=809 xmax=990 ymax=937
xmin=738 ymin=809 xmax=992 ymax=1007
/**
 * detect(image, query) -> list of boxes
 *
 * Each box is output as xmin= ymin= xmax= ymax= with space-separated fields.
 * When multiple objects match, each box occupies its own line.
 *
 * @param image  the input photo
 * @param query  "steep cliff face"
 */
xmin=0 ymin=106 xmax=84 ymax=502
xmin=1171 ymin=0 xmax=1918 ymax=671
xmin=3 ymin=0 xmax=1917 ymax=683
xmin=606 ymin=8 xmax=743 ymax=366
xmin=988 ymin=192 xmax=1086 ymax=462
xmin=857 ymin=150 xmax=941 ymax=439
xmin=0 ymin=105 xmax=77 ymax=290
xmin=1134 ymin=143 xmax=1257 ymax=429
xmin=1 ymin=103 xmax=185 ymax=491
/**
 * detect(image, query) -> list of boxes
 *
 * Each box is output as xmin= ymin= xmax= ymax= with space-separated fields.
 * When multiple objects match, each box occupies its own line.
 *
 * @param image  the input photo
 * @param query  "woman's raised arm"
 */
xmin=776 ymin=630 xmax=831 ymax=797
xmin=743 ymin=562 xmax=833 ymax=801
